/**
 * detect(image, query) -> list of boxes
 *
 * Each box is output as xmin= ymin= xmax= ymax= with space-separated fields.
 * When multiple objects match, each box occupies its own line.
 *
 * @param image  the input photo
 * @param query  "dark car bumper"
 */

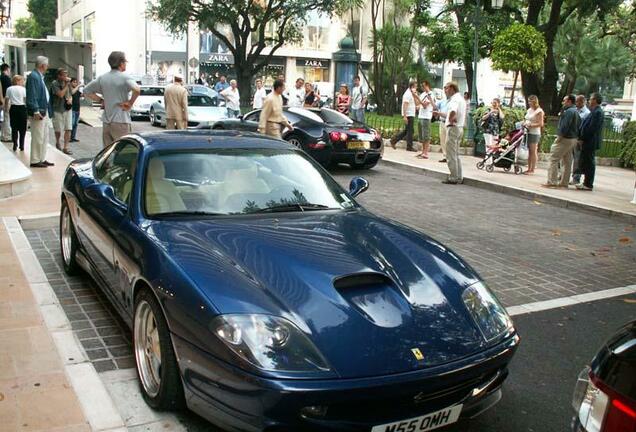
xmin=331 ymin=149 xmax=382 ymax=167
xmin=172 ymin=333 xmax=520 ymax=432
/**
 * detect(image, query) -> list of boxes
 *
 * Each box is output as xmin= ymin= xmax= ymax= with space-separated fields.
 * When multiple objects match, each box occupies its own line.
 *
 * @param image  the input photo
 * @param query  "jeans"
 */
xmin=227 ymin=108 xmax=240 ymax=118
xmin=351 ymin=108 xmax=365 ymax=124
xmin=71 ymin=110 xmax=80 ymax=140
xmin=393 ymin=117 xmax=414 ymax=149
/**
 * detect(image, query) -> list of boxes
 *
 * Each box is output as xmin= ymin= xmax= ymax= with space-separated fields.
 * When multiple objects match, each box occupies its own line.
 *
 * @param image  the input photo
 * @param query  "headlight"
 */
xmin=462 ymin=281 xmax=514 ymax=341
xmin=212 ymin=314 xmax=331 ymax=373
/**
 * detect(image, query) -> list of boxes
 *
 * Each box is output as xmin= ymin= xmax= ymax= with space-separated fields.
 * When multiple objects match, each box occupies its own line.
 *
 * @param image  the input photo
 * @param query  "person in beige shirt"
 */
xmin=164 ymin=74 xmax=188 ymax=129
xmin=258 ymin=79 xmax=292 ymax=138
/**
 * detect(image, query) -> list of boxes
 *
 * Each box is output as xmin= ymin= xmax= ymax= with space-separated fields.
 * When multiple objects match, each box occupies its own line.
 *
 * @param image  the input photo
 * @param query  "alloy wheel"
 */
xmin=134 ymin=300 xmax=162 ymax=397
xmin=61 ymin=204 xmax=72 ymax=266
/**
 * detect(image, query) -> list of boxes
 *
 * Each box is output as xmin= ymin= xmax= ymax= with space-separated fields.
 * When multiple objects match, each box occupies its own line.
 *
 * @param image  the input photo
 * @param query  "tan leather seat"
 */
xmin=145 ymin=158 xmax=186 ymax=214
xmin=218 ymin=165 xmax=269 ymax=209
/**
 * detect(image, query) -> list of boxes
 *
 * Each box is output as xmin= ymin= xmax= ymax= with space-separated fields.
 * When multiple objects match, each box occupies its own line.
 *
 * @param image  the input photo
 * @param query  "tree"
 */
xmin=491 ymin=23 xmax=546 ymax=106
xmin=14 ymin=17 xmax=41 ymax=38
xmin=420 ymin=2 xmax=514 ymax=100
xmin=26 ymin=0 xmax=57 ymax=37
xmin=521 ymin=0 xmax=622 ymax=114
xmin=150 ymin=0 xmax=345 ymax=106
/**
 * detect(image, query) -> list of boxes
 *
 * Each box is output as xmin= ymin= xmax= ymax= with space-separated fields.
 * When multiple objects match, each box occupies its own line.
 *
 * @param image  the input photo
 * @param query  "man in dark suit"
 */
xmin=575 ymin=92 xmax=604 ymax=191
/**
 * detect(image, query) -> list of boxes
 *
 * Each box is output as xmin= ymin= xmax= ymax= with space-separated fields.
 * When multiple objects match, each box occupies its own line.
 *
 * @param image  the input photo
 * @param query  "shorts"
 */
xmin=52 ymin=110 xmax=73 ymax=132
xmin=527 ymin=134 xmax=541 ymax=145
xmin=419 ymin=118 xmax=431 ymax=141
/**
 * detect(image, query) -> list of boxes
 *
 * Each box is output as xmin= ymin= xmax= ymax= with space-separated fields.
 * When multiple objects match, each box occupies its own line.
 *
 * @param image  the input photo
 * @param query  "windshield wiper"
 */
xmin=153 ymin=210 xmax=224 ymax=217
xmin=250 ymin=203 xmax=333 ymax=213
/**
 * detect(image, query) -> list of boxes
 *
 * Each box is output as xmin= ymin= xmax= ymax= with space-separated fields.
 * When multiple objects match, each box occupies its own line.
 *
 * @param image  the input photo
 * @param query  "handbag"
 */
xmin=64 ymin=101 xmax=73 ymax=111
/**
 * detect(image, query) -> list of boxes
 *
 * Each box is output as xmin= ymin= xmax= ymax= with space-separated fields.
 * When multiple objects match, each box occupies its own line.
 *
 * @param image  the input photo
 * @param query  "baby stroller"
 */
xmin=476 ymin=123 xmax=527 ymax=174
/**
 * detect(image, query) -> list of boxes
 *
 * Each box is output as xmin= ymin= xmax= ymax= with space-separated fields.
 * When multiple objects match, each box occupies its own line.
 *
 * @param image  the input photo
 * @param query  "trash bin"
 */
xmin=474 ymin=128 xmax=486 ymax=157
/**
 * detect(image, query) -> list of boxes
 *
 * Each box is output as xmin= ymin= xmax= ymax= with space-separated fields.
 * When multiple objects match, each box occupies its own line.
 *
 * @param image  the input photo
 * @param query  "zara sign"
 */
xmin=297 ymin=59 xmax=330 ymax=69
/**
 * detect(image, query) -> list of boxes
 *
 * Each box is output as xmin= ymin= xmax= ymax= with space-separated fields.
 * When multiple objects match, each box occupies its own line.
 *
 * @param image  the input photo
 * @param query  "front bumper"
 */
xmin=132 ymin=108 xmax=150 ymax=116
xmin=172 ymin=332 xmax=519 ymax=432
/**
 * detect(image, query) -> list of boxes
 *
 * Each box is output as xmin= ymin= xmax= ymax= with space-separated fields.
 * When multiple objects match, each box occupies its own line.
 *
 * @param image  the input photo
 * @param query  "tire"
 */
xmin=476 ymin=161 xmax=485 ymax=170
xmin=149 ymin=109 xmax=158 ymax=126
xmin=60 ymin=199 xmax=80 ymax=275
xmin=485 ymin=164 xmax=494 ymax=173
xmin=514 ymin=165 xmax=523 ymax=175
xmin=286 ymin=134 xmax=303 ymax=148
xmin=133 ymin=289 xmax=185 ymax=411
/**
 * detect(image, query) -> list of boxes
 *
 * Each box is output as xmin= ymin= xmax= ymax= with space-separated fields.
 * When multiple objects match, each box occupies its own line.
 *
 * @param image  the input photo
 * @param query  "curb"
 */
xmin=381 ymin=159 xmax=636 ymax=225
xmin=2 ymin=217 xmax=126 ymax=432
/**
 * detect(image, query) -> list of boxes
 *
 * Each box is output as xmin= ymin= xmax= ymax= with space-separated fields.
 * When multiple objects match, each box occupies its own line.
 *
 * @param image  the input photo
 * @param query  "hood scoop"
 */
xmin=334 ymin=273 xmax=411 ymax=328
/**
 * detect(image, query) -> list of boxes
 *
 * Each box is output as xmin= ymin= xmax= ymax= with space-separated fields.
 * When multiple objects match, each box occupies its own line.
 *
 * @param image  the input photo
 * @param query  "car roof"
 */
xmin=129 ymin=130 xmax=297 ymax=151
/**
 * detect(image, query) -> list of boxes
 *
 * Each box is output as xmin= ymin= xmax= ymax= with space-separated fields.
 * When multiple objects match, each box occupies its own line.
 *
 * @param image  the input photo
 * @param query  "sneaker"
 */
xmin=569 ymin=179 xmax=579 ymax=185
xmin=441 ymin=179 xmax=458 ymax=185
xmin=575 ymin=184 xmax=593 ymax=191
xmin=70 ymin=138 xmax=80 ymax=142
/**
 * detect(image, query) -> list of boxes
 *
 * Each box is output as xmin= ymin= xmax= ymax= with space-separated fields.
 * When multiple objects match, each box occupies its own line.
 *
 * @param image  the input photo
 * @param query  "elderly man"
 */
xmin=25 ymin=56 xmax=54 ymax=168
xmin=441 ymin=82 xmax=466 ymax=184
xmin=542 ymin=94 xmax=581 ymax=188
xmin=83 ymin=51 xmax=140 ymax=147
xmin=220 ymin=79 xmax=240 ymax=118
xmin=571 ymin=94 xmax=591 ymax=185
xmin=575 ymin=93 xmax=604 ymax=191
xmin=258 ymin=79 xmax=293 ymax=139
xmin=164 ymin=74 xmax=188 ymax=129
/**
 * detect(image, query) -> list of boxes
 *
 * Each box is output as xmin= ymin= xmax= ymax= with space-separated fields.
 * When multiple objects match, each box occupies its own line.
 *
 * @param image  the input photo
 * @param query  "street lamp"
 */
xmin=452 ymin=0 xmax=503 ymax=145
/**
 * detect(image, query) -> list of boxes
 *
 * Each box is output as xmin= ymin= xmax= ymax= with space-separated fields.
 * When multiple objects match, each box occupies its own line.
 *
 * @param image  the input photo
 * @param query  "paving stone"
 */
xmin=75 ymin=328 xmax=98 ymax=340
xmin=80 ymin=338 xmax=105 ymax=350
xmin=108 ymin=345 xmax=133 ymax=358
xmin=85 ymin=348 xmax=109 ymax=361
xmin=114 ymin=357 xmax=136 ymax=369
xmin=93 ymin=359 xmax=117 ymax=373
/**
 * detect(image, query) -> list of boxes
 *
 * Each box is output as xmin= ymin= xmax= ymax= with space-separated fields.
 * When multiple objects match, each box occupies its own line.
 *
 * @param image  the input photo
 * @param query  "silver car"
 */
xmin=132 ymin=86 xmax=165 ymax=117
xmin=149 ymin=94 xmax=227 ymax=128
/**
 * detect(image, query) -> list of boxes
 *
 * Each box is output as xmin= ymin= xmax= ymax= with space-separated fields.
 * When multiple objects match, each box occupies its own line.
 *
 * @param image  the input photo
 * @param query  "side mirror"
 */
xmin=85 ymin=183 xmax=127 ymax=213
xmin=349 ymin=176 xmax=369 ymax=197
xmin=237 ymin=114 xmax=244 ymax=120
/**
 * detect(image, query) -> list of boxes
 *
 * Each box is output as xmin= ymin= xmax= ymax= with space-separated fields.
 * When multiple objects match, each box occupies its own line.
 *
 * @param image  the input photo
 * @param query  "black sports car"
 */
xmin=212 ymin=107 xmax=383 ymax=169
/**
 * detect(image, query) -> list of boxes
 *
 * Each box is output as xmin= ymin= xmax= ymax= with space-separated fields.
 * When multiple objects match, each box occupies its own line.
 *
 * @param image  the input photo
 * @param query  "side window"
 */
xmin=95 ymin=141 xmax=139 ymax=204
xmin=245 ymin=111 xmax=260 ymax=122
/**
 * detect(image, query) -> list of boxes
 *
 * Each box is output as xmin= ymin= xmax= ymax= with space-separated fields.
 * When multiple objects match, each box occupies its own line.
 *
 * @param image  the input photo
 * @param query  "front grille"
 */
xmin=321 ymin=372 xmax=498 ymax=423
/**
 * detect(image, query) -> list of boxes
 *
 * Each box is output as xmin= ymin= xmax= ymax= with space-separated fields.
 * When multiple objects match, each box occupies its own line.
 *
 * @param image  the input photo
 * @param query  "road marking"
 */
xmin=2 ymin=216 xmax=125 ymax=431
xmin=506 ymin=285 xmax=636 ymax=316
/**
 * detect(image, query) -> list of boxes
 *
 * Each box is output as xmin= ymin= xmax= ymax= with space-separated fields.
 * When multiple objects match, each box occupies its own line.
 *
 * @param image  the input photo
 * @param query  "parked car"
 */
xmin=213 ymin=106 xmax=383 ymax=169
xmin=185 ymin=84 xmax=221 ymax=106
xmin=149 ymin=94 xmax=227 ymax=128
xmin=571 ymin=320 xmax=636 ymax=432
xmin=60 ymin=130 xmax=519 ymax=432
xmin=132 ymin=85 xmax=165 ymax=118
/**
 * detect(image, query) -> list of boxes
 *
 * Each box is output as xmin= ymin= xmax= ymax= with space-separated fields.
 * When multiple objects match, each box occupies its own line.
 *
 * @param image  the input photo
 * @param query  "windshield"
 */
xmin=188 ymin=95 xmax=216 ymax=107
xmin=318 ymin=108 xmax=354 ymax=125
xmin=140 ymin=87 xmax=164 ymax=96
xmin=144 ymin=149 xmax=356 ymax=216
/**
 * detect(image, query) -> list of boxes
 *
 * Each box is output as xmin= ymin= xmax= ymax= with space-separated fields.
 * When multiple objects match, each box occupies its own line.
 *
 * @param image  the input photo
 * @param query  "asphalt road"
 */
xmin=36 ymin=119 xmax=636 ymax=431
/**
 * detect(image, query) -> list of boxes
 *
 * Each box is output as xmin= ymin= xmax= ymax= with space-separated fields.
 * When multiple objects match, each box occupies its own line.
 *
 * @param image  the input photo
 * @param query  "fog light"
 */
xmin=300 ymin=405 xmax=328 ymax=418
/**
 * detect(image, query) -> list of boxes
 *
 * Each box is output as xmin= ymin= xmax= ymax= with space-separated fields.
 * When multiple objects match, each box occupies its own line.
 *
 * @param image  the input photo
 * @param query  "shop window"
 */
xmin=71 ymin=20 xmax=82 ymax=42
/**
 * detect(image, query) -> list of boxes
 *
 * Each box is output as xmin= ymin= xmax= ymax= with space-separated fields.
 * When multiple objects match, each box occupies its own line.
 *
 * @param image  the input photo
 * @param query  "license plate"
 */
xmin=348 ymin=141 xmax=370 ymax=150
xmin=370 ymin=404 xmax=462 ymax=432
xmin=357 ymin=133 xmax=376 ymax=141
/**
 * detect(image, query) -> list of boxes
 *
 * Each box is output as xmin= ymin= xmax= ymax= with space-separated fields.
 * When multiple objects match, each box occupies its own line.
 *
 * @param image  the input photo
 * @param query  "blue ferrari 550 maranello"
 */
xmin=59 ymin=130 xmax=519 ymax=432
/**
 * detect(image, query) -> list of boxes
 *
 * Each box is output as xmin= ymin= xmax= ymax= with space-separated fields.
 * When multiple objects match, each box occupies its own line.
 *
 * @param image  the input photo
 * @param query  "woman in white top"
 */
xmin=5 ymin=75 xmax=27 ymax=152
xmin=523 ymin=95 xmax=544 ymax=174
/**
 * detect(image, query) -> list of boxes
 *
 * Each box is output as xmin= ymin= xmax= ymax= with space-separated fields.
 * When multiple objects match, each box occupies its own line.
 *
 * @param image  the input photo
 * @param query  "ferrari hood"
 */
xmin=148 ymin=210 xmax=491 ymax=378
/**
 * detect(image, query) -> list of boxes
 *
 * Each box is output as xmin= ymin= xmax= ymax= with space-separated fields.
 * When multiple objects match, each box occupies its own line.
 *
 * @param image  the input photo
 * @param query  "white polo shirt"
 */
xmin=446 ymin=92 xmax=466 ymax=128
xmin=221 ymin=87 xmax=240 ymax=111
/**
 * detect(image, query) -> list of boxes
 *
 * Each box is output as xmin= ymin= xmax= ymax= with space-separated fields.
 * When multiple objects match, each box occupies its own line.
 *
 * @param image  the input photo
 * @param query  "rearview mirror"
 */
xmin=85 ymin=183 xmax=127 ymax=213
xmin=349 ymin=176 xmax=369 ymax=197
xmin=238 ymin=114 xmax=244 ymax=120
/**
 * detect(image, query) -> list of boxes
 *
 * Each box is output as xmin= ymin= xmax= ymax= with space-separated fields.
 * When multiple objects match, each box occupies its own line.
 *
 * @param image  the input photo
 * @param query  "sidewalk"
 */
xmin=382 ymin=147 xmax=636 ymax=222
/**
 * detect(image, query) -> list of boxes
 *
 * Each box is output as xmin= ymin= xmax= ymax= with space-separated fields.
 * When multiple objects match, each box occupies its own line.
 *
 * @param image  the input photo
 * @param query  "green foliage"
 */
xmin=26 ymin=0 xmax=57 ymax=37
xmin=420 ymin=16 xmax=464 ymax=65
xmin=491 ymin=23 xmax=546 ymax=74
xmin=554 ymin=12 xmax=634 ymax=101
xmin=14 ymin=17 xmax=41 ymax=38
xmin=620 ymin=122 xmax=636 ymax=169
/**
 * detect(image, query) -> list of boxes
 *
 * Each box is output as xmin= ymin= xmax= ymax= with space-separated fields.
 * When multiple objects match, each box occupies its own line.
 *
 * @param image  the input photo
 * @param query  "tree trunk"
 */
xmin=235 ymin=62 xmax=256 ymax=108
xmin=509 ymin=71 xmax=519 ymax=107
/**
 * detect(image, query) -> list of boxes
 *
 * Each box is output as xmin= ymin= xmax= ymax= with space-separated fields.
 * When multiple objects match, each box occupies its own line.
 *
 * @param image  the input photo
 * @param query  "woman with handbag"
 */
xmin=50 ymin=68 xmax=74 ymax=155
xmin=481 ymin=98 xmax=504 ymax=148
